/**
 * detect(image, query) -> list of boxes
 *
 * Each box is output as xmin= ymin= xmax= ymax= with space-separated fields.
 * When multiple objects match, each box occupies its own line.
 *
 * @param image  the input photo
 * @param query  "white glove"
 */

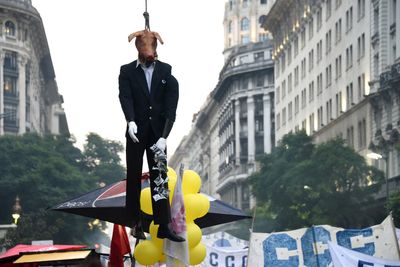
xmin=156 ymin=137 xmax=167 ymax=152
xmin=128 ymin=121 xmax=139 ymax=143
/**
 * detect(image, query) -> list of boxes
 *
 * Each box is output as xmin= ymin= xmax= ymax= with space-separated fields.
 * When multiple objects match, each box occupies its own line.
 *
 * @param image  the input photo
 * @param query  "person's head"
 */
xmin=128 ymin=30 xmax=164 ymax=66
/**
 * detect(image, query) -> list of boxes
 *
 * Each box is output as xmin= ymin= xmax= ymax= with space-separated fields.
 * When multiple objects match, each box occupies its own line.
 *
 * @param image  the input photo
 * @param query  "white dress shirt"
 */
xmin=136 ymin=60 xmax=155 ymax=92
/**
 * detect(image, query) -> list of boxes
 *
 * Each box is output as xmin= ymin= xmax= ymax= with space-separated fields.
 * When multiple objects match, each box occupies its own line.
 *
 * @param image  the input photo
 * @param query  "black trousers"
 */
xmin=125 ymin=128 xmax=171 ymax=225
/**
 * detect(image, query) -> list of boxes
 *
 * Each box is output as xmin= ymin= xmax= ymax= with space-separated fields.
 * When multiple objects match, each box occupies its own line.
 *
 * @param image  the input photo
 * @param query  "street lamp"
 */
xmin=367 ymin=152 xmax=389 ymax=206
xmin=12 ymin=196 xmax=21 ymax=225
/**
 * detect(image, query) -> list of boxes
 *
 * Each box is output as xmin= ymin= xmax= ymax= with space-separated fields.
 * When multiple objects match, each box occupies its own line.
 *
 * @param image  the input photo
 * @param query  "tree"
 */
xmin=0 ymin=133 xmax=122 ymax=247
xmin=83 ymin=132 xmax=125 ymax=186
xmin=249 ymin=130 xmax=384 ymax=232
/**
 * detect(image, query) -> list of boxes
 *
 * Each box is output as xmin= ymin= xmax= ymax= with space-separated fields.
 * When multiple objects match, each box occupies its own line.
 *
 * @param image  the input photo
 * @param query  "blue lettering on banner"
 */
xmin=336 ymin=228 xmax=375 ymax=255
xmin=301 ymin=226 xmax=331 ymax=267
xmin=210 ymin=252 xmax=218 ymax=266
xmin=263 ymin=233 xmax=299 ymax=267
xmin=358 ymin=260 xmax=374 ymax=266
xmin=242 ymin=255 xmax=248 ymax=267
xmin=225 ymin=255 xmax=234 ymax=267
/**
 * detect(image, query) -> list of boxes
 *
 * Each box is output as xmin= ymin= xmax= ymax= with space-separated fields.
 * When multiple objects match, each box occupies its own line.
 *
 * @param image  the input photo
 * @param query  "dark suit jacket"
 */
xmin=119 ymin=60 xmax=179 ymax=140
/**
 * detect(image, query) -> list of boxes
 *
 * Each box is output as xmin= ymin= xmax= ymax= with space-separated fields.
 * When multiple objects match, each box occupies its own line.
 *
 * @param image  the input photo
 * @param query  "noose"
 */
xmin=143 ymin=0 xmax=150 ymax=30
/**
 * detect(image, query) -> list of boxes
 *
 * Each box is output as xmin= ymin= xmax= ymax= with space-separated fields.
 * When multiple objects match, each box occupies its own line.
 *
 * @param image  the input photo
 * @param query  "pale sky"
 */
xmin=31 ymin=0 xmax=225 ymax=159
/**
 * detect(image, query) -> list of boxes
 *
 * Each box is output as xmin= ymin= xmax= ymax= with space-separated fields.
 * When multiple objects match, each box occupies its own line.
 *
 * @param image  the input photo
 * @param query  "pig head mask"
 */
xmin=128 ymin=30 xmax=164 ymax=66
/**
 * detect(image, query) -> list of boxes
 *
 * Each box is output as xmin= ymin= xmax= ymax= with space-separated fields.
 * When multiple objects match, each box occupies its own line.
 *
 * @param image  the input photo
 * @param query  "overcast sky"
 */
xmin=31 ymin=0 xmax=225 ymax=162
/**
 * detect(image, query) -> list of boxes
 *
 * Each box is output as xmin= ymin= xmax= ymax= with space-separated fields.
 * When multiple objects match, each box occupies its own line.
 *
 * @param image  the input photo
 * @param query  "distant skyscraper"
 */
xmin=0 ymin=0 xmax=68 ymax=135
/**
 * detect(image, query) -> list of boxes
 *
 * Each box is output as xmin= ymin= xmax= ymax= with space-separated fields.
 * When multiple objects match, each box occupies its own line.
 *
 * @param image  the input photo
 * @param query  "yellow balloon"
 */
xmin=149 ymin=221 xmax=164 ymax=248
xmin=134 ymin=240 xmax=161 ymax=266
xmin=189 ymin=242 xmax=206 ymax=265
xmin=187 ymin=222 xmax=202 ymax=248
xmin=197 ymin=193 xmax=211 ymax=218
xmin=168 ymin=167 xmax=177 ymax=203
xmin=158 ymin=252 xmax=166 ymax=263
xmin=182 ymin=170 xmax=201 ymax=194
xmin=167 ymin=166 xmax=177 ymax=180
xmin=184 ymin=194 xmax=201 ymax=221
xmin=140 ymin=187 xmax=153 ymax=215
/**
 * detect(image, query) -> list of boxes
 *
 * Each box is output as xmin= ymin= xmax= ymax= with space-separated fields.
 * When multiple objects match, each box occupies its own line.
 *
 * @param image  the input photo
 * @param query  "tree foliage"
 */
xmin=0 ymin=133 xmax=125 ymax=248
xmin=250 ymin=130 xmax=384 ymax=232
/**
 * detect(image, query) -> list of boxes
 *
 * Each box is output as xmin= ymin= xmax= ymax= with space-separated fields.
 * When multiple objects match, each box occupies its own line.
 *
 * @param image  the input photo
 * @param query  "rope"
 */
xmin=143 ymin=0 xmax=150 ymax=30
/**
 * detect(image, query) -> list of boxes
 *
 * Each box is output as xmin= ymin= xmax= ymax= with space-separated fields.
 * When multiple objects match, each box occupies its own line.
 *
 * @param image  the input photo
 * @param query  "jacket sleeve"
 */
xmin=161 ymin=73 xmax=179 ymax=138
xmin=118 ymin=66 xmax=135 ymax=122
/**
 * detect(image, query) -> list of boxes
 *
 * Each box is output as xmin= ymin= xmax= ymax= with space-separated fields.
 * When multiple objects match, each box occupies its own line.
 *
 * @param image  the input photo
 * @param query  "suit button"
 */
xmin=149 ymin=116 xmax=152 ymax=120
xmin=149 ymin=106 xmax=152 ymax=110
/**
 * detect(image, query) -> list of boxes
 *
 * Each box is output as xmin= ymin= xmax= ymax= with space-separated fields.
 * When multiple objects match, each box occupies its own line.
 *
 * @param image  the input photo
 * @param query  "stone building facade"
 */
xmin=170 ymin=0 xmax=275 ymax=210
xmin=0 ymin=0 xmax=68 ymax=136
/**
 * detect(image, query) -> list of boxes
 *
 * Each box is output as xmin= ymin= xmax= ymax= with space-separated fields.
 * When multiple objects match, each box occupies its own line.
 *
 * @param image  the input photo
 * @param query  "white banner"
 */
xmin=329 ymin=241 xmax=400 ymax=267
xmin=247 ymin=215 xmax=400 ymax=267
xmin=203 ymin=244 xmax=248 ymax=267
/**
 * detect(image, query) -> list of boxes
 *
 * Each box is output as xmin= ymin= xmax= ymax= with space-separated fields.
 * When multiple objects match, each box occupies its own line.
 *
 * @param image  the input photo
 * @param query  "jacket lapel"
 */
xmin=133 ymin=62 xmax=150 ymax=99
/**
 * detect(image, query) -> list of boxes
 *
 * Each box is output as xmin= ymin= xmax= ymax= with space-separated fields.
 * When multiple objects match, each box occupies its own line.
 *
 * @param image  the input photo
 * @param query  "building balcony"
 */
xmin=371 ymin=32 xmax=379 ymax=46
xmin=4 ymin=93 xmax=19 ymax=105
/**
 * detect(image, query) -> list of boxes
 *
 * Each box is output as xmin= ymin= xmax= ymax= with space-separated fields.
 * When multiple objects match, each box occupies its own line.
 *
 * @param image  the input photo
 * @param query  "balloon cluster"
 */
xmin=134 ymin=167 xmax=210 ymax=265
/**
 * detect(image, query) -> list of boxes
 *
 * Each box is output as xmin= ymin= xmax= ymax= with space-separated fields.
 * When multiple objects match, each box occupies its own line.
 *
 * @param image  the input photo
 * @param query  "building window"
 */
xmin=317 ymin=39 xmax=323 ymax=63
xmin=317 ymin=106 xmax=324 ymax=128
xmin=317 ymin=8 xmax=322 ymax=31
xmin=308 ymin=49 xmax=314 ymax=71
xmin=4 ymin=104 xmax=18 ymax=125
xmin=301 ymin=29 xmax=306 ymax=49
xmin=326 ymin=99 xmax=332 ymax=123
xmin=346 ymin=45 xmax=353 ymax=70
xmin=301 ymin=88 xmax=307 ymax=108
xmin=325 ymin=29 xmax=332 ymax=54
xmin=346 ymin=82 xmax=354 ymax=107
xmin=242 ymin=0 xmax=248 ymax=8
xmin=357 ymin=33 xmax=365 ymax=60
xmin=241 ymin=35 xmax=250 ymax=44
xmin=357 ymin=0 xmax=365 ymax=20
xmin=288 ymin=102 xmax=293 ymax=120
xmin=325 ymin=64 xmax=332 ymax=87
xmin=317 ymin=73 xmax=323 ymax=95
xmin=288 ymin=73 xmax=293 ymax=93
xmin=261 ymin=0 xmax=267 ymax=4
xmin=346 ymin=7 xmax=353 ymax=32
xmin=335 ymin=55 xmax=342 ymax=79
xmin=281 ymin=80 xmax=286 ymax=99
xmin=256 ymin=75 xmax=264 ymax=87
xmin=287 ymin=45 xmax=292 ymax=65
xmin=358 ymin=119 xmax=367 ymax=149
xmin=336 ymin=0 xmax=342 ymax=9
xmin=241 ymin=17 xmax=249 ymax=31
xmin=326 ymin=0 xmax=332 ymax=20
xmin=259 ymin=33 xmax=268 ymax=42
xmin=4 ymin=50 xmax=18 ymax=70
xmin=294 ymin=36 xmax=299 ymax=57
xmin=294 ymin=66 xmax=299 ymax=85
xmin=282 ymin=107 xmax=287 ymax=126
xmin=5 ymin=21 xmax=16 ymax=37
xmin=347 ymin=126 xmax=354 ymax=148
xmin=3 ymin=76 xmax=17 ymax=96
xmin=301 ymin=58 xmax=306 ymax=79
xmin=335 ymin=19 xmax=342 ymax=44
xmin=228 ymin=21 xmax=232 ymax=33
xmin=295 ymin=95 xmax=299 ymax=114
xmin=309 ymin=81 xmax=314 ymax=102
xmin=308 ymin=18 xmax=314 ymax=40
xmin=276 ymin=113 xmax=281 ymax=129
xmin=241 ymin=77 xmax=249 ymax=89
xmin=309 ymin=113 xmax=315 ymax=133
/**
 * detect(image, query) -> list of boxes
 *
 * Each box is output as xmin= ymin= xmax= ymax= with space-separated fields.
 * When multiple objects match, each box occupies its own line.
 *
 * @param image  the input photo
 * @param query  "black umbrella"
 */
xmin=52 ymin=179 xmax=251 ymax=231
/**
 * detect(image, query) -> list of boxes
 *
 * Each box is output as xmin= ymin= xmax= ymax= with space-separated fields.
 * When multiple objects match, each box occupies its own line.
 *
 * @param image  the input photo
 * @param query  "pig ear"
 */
xmin=128 ymin=31 xmax=144 ymax=42
xmin=153 ymin=32 xmax=164 ymax=45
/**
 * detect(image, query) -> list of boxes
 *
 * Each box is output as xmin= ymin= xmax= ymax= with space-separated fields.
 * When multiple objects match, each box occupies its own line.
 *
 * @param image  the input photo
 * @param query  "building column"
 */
xmin=18 ymin=56 xmax=27 ymax=135
xmin=247 ymin=96 xmax=255 ymax=163
xmin=263 ymin=93 xmax=272 ymax=153
xmin=234 ymin=99 xmax=241 ymax=164
xmin=0 ymin=50 xmax=4 ymax=135
xmin=236 ymin=182 xmax=242 ymax=210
